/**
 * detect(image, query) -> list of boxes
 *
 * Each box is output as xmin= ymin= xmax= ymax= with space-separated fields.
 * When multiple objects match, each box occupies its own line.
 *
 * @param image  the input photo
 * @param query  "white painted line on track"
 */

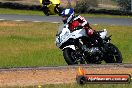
xmin=0 ymin=19 xmax=5 ymax=21
xmin=110 ymin=24 xmax=116 ymax=26
xmin=0 ymin=19 xmax=60 ymax=24
xmin=51 ymin=22 xmax=60 ymax=23
xmin=14 ymin=20 xmax=24 ymax=22
xmin=93 ymin=24 xmax=98 ymax=25
xmin=32 ymin=21 xmax=43 ymax=22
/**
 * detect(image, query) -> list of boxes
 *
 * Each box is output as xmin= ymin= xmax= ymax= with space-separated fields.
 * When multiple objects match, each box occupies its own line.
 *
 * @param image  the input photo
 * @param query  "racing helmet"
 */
xmin=61 ymin=8 xmax=74 ymax=24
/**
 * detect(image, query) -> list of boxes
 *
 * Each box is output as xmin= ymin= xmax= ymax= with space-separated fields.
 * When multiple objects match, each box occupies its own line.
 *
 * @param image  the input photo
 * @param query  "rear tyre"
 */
xmin=104 ymin=43 xmax=122 ymax=63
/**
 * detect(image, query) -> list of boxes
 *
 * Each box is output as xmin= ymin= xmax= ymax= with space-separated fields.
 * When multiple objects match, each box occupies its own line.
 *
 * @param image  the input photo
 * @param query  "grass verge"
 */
xmin=11 ymin=83 xmax=132 ymax=88
xmin=0 ymin=21 xmax=131 ymax=68
xmin=0 ymin=8 xmax=132 ymax=18
xmin=0 ymin=8 xmax=44 ymax=15
xmin=42 ymin=83 xmax=132 ymax=88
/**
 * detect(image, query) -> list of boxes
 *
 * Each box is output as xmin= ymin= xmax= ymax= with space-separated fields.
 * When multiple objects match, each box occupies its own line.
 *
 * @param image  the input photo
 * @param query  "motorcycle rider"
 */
xmin=41 ymin=0 xmax=51 ymax=15
xmin=42 ymin=0 xmax=51 ymax=5
xmin=61 ymin=8 xmax=103 ymax=48
xmin=61 ymin=8 xmax=94 ymax=36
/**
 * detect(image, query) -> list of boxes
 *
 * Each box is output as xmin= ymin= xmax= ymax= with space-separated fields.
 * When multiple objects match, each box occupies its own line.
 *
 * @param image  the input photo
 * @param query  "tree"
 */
xmin=74 ymin=0 xmax=98 ymax=13
xmin=116 ymin=0 xmax=131 ymax=11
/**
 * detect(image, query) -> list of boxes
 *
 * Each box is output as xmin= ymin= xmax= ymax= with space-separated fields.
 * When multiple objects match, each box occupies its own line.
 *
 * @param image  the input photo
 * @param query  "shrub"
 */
xmin=116 ymin=0 xmax=131 ymax=11
xmin=74 ymin=0 xmax=98 ymax=13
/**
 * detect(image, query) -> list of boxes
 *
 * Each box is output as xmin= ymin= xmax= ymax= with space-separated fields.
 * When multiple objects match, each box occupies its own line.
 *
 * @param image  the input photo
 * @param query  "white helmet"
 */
xmin=61 ymin=8 xmax=74 ymax=24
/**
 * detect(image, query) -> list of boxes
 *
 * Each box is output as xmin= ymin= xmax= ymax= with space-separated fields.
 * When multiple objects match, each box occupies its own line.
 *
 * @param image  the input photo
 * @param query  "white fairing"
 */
xmin=63 ymin=45 xmax=76 ymax=50
xmin=99 ymin=29 xmax=107 ymax=39
xmin=56 ymin=24 xmax=87 ymax=48
xmin=55 ymin=24 xmax=107 ymax=48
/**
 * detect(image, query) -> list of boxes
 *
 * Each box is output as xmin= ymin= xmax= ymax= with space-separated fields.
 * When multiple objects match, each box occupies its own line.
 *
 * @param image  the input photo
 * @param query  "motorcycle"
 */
xmin=40 ymin=0 xmax=62 ymax=16
xmin=55 ymin=24 xmax=122 ymax=65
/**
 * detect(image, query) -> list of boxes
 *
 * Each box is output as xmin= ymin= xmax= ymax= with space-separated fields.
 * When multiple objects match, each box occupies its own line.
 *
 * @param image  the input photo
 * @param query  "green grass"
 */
xmin=0 ymin=21 xmax=66 ymax=68
xmin=0 ymin=8 xmax=132 ymax=18
xmin=40 ymin=83 xmax=132 ymax=88
xmin=0 ymin=8 xmax=44 ymax=15
xmin=10 ymin=83 xmax=132 ymax=88
xmin=0 ymin=21 xmax=131 ymax=68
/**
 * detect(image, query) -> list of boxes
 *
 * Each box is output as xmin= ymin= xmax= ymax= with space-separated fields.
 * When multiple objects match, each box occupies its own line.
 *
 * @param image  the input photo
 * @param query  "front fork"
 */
xmin=79 ymin=39 xmax=88 ymax=52
xmin=73 ymin=39 xmax=87 ymax=64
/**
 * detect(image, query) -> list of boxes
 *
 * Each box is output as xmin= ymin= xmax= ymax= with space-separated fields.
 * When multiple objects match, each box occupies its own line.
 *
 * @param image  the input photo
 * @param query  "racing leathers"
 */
xmin=68 ymin=15 xmax=103 ymax=46
xmin=68 ymin=15 xmax=94 ymax=37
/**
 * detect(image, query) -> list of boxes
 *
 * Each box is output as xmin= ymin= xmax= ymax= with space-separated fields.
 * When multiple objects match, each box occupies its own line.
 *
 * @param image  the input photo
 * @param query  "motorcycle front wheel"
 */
xmin=104 ymin=43 xmax=122 ymax=63
xmin=63 ymin=48 xmax=85 ymax=65
xmin=63 ymin=48 xmax=78 ymax=65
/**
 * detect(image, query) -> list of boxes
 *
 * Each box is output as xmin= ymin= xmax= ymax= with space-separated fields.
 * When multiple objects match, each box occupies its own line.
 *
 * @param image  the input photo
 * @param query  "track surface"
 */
xmin=0 ymin=64 xmax=132 ymax=87
xmin=0 ymin=14 xmax=132 ymax=26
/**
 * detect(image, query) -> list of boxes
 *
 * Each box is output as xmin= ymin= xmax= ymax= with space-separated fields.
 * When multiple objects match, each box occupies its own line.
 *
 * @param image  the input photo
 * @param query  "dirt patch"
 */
xmin=0 ymin=21 xmax=22 ymax=27
xmin=0 ymin=66 xmax=132 ymax=87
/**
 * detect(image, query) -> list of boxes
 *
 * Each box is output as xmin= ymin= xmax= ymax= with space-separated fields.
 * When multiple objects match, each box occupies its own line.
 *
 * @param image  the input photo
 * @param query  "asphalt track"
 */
xmin=0 ymin=14 xmax=132 ymax=26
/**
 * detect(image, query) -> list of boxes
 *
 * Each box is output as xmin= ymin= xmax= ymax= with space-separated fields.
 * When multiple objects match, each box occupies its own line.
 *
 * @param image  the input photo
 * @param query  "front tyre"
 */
xmin=63 ymin=48 xmax=78 ymax=65
xmin=104 ymin=43 xmax=122 ymax=63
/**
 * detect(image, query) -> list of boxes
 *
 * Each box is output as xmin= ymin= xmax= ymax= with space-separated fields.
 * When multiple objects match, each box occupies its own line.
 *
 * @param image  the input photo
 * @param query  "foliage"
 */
xmin=74 ymin=0 xmax=98 ymax=13
xmin=116 ymin=0 xmax=131 ymax=11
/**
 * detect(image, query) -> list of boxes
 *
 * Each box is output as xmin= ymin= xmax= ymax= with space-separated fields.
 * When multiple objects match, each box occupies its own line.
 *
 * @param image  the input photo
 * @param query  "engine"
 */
xmin=88 ymin=47 xmax=101 ymax=54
